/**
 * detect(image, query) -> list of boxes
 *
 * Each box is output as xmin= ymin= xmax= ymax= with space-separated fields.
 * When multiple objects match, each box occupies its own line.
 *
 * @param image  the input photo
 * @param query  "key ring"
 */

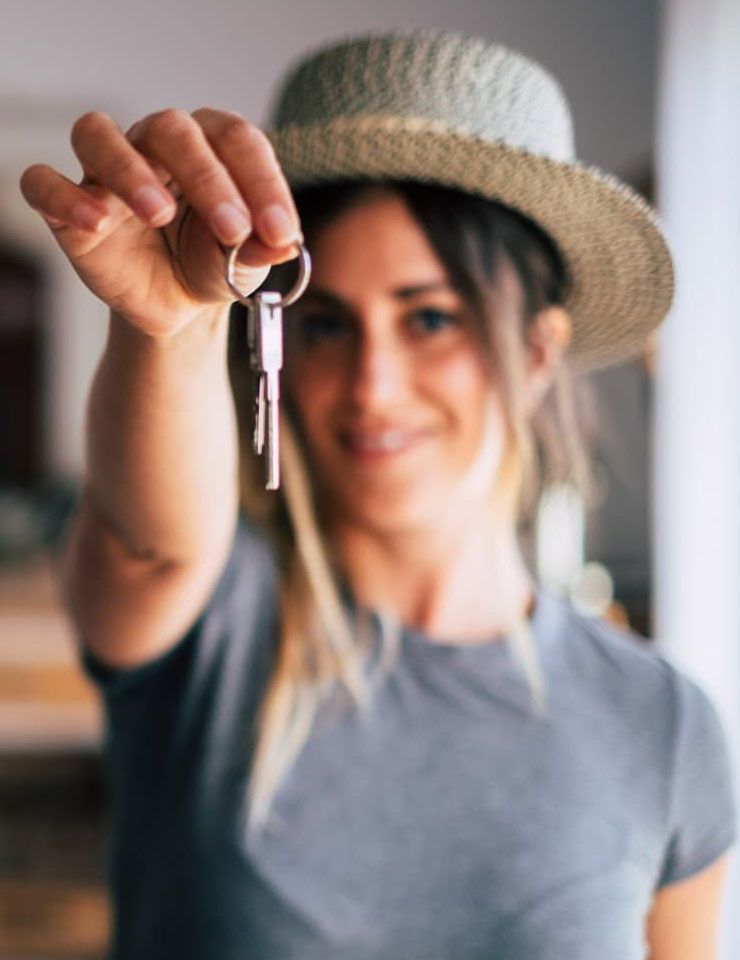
xmin=224 ymin=241 xmax=312 ymax=307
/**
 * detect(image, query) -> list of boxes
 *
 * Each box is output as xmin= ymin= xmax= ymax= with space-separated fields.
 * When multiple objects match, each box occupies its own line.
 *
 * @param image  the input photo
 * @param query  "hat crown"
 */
xmin=270 ymin=31 xmax=575 ymax=164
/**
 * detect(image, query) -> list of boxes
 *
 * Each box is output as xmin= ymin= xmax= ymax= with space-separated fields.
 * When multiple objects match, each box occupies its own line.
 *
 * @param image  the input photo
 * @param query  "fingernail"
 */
xmin=258 ymin=204 xmax=299 ymax=247
xmin=212 ymin=202 xmax=251 ymax=244
xmin=73 ymin=203 xmax=108 ymax=232
xmin=132 ymin=185 xmax=175 ymax=224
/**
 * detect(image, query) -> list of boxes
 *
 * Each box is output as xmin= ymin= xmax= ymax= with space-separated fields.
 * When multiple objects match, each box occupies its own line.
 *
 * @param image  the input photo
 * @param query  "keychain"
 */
xmin=224 ymin=242 xmax=312 ymax=490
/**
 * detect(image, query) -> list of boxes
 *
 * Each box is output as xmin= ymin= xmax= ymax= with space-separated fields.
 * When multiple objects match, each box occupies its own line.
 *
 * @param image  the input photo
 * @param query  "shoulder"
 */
xmin=542 ymin=592 xmax=736 ymax=882
xmin=548 ymin=592 xmax=736 ymax=852
xmin=542 ymin=589 xmax=682 ymax=711
xmin=162 ymin=509 xmax=280 ymax=655
xmin=541 ymin=590 xmax=733 ymax=761
xmin=223 ymin=511 xmax=280 ymax=599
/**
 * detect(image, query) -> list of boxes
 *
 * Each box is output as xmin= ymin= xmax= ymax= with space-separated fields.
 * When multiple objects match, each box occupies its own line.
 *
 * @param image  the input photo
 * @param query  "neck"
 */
xmin=332 ymin=507 xmax=535 ymax=645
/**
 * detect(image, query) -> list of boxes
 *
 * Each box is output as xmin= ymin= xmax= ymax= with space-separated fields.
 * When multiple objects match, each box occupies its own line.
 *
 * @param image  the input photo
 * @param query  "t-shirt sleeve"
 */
xmin=77 ymin=515 xmax=279 ymax=842
xmin=656 ymin=669 xmax=737 ymax=888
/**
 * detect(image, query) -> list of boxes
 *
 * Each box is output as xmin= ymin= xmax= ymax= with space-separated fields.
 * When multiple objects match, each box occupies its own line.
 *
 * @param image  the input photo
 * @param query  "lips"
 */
xmin=338 ymin=425 xmax=434 ymax=458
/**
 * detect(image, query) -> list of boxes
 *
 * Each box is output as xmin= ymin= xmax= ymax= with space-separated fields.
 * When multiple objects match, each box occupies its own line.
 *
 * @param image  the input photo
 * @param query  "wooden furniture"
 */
xmin=0 ymin=555 xmax=109 ymax=958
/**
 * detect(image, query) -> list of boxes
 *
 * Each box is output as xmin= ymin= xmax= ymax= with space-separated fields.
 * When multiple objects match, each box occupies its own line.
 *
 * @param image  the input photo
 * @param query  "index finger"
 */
xmin=191 ymin=109 xmax=301 ymax=250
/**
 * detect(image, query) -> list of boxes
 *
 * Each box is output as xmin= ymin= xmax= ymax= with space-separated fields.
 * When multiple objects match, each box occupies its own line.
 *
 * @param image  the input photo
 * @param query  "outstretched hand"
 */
xmin=19 ymin=108 xmax=302 ymax=337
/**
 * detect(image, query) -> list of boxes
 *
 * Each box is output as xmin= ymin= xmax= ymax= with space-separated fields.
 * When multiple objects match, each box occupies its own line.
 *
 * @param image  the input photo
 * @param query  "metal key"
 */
xmin=250 ymin=292 xmax=283 ymax=489
xmin=246 ymin=302 xmax=265 ymax=454
xmin=253 ymin=370 xmax=266 ymax=455
xmin=224 ymin=242 xmax=312 ymax=490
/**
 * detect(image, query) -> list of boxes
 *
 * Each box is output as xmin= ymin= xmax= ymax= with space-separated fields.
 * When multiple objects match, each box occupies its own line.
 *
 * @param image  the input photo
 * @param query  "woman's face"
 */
xmin=284 ymin=191 xmax=509 ymax=535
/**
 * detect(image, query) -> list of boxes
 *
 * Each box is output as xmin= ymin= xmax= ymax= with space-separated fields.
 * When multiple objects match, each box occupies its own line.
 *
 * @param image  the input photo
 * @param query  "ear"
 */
xmin=524 ymin=306 xmax=572 ymax=413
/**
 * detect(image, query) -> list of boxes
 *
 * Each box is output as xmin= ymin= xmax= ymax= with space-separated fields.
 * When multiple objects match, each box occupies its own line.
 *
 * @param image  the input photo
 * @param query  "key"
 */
xmin=224 ymin=241 xmax=312 ymax=491
xmin=265 ymin=368 xmax=280 ymax=489
xmin=250 ymin=292 xmax=283 ymax=489
xmin=253 ymin=372 xmax=266 ymax=455
xmin=246 ymin=305 xmax=265 ymax=454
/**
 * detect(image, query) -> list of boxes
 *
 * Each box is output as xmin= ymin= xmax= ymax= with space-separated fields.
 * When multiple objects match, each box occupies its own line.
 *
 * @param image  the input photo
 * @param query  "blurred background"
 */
xmin=0 ymin=0 xmax=737 ymax=956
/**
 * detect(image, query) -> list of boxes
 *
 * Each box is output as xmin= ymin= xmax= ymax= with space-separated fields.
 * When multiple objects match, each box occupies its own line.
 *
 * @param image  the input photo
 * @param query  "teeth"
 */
xmin=347 ymin=430 xmax=412 ymax=452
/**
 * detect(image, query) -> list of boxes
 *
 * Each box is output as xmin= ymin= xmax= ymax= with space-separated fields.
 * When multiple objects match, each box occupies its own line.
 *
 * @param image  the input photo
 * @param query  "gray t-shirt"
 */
xmin=84 ymin=516 xmax=736 ymax=960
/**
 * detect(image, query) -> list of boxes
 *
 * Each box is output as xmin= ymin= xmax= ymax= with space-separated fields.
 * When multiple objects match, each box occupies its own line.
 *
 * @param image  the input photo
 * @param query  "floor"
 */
xmin=0 ymin=752 xmax=110 ymax=959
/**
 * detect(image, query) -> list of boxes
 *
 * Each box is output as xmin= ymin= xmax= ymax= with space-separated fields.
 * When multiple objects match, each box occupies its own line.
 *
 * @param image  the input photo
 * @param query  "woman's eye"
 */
xmin=299 ymin=313 xmax=349 ymax=343
xmin=410 ymin=308 xmax=459 ymax=334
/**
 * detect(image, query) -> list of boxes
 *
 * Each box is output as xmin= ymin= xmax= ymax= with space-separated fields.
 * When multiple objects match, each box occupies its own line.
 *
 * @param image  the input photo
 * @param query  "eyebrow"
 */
xmin=299 ymin=282 xmax=456 ymax=307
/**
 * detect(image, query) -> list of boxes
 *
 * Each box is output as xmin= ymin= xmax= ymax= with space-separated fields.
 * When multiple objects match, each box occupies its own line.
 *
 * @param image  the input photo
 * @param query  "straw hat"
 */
xmin=266 ymin=31 xmax=674 ymax=371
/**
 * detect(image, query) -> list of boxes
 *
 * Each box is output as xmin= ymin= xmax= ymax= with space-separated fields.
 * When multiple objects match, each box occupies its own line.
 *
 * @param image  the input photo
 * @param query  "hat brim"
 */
xmin=268 ymin=116 xmax=674 ymax=372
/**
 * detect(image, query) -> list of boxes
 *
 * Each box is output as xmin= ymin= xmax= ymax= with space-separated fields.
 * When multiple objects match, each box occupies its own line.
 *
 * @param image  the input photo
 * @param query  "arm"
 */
xmin=646 ymin=852 xmax=733 ymax=960
xmin=20 ymin=108 xmax=301 ymax=668
xmin=61 ymin=303 xmax=240 ymax=668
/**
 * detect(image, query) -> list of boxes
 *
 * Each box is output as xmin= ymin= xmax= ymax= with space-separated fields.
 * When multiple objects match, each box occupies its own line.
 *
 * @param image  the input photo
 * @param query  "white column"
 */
xmin=654 ymin=0 xmax=740 ymax=953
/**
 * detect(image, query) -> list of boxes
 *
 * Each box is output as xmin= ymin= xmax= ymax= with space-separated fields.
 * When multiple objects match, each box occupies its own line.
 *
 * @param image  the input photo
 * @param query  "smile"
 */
xmin=338 ymin=427 xmax=433 ymax=459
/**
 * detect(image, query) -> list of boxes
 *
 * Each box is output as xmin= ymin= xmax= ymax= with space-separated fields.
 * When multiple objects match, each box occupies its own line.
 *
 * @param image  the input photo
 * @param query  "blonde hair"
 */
xmin=229 ymin=182 xmax=594 ymax=832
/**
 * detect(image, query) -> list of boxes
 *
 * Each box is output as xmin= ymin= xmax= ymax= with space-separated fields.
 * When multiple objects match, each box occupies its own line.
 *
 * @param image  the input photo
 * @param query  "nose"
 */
xmin=347 ymin=322 xmax=411 ymax=413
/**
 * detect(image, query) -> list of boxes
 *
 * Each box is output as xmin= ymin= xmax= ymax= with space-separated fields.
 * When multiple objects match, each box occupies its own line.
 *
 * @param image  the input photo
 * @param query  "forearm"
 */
xmin=82 ymin=305 xmax=239 ymax=563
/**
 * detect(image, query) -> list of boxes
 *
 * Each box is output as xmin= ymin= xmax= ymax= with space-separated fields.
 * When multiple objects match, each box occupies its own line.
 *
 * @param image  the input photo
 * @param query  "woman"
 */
xmin=20 ymin=30 xmax=735 ymax=960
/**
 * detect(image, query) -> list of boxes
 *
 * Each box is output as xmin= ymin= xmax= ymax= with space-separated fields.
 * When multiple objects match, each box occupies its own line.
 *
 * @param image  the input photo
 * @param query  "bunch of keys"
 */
xmin=225 ymin=242 xmax=312 ymax=490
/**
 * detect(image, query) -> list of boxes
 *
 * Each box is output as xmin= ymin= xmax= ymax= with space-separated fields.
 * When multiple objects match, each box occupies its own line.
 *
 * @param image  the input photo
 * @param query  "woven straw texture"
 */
xmin=267 ymin=32 xmax=674 ymax=371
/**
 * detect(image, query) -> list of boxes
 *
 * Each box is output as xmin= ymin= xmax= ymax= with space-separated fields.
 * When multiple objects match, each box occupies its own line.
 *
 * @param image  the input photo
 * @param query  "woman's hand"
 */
xmin=19 ymin=108 xmax=301 ymax=337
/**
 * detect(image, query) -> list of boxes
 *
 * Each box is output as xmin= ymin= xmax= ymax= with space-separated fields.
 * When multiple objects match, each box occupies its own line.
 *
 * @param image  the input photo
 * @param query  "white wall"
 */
xmin=655 ymin=0 xmax=740 ymax=953
xmin=2 ymin=0 xmax=656 ymax=171
xmin=0 ymin=0 xmax=657 ymax=477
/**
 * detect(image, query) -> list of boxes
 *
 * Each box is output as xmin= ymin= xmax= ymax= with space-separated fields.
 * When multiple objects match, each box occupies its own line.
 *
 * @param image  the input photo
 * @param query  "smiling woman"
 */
xmin=289 ymin=191 xmax=504 ymax=521
xmin=19 ymin=27 xmax=734 ymax=960
xmin=229 ymin=179 xmax=587 ymax=825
